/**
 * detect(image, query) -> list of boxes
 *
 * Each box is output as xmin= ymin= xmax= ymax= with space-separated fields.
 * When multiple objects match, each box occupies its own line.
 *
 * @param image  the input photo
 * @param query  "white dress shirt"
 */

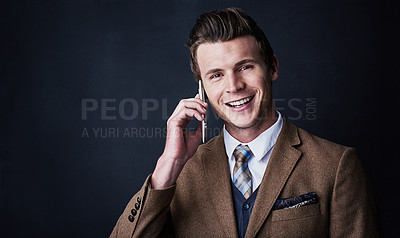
xmin=223 ymin=111 xmax=283 ymax=192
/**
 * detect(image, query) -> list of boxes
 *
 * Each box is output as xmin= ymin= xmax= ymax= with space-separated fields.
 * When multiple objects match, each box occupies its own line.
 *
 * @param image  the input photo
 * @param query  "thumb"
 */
xmin=194 ymin=122 xmax=202 ymax=137
xmin=186 ymin=123 xmax=203 ymax=155
xmin=188 ymin=123 xmax=202 ymax=144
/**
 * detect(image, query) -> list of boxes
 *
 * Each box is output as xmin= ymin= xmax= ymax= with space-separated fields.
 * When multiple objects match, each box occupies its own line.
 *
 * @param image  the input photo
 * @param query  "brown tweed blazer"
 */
xmin=110 ymin=118 xmax=380 ymax=237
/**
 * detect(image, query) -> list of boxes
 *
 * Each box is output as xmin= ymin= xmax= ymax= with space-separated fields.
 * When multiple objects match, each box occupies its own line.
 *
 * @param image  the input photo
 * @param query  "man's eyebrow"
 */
xmin=234 ymin=58 xmax=258 ymax=67
xmin=204 ymin=59 xmax=258 ymax=78
xmin=204 ymin=68 xmax=224 ymax=78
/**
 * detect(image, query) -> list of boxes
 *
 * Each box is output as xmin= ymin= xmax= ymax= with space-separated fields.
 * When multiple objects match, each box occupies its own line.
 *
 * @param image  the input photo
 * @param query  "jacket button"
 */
xmin=128 ymin=215 xmax=134 ymax=222
xmin=135 ymin=203 xmax=140 ymax=210
xmin=131 ymin=209 xmax=137 ymax=216
xmin=137 ymin=197 xmax=141 ymax=203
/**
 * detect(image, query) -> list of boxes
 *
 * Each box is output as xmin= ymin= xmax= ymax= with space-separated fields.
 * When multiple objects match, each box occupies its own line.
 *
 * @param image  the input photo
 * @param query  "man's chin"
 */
xmin=224 ymin=119 xmax=259 ymax=131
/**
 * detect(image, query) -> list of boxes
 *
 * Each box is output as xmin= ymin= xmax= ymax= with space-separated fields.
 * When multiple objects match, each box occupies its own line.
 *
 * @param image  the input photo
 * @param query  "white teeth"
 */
xmin=227 ymin=97 xmax=252 ymax=107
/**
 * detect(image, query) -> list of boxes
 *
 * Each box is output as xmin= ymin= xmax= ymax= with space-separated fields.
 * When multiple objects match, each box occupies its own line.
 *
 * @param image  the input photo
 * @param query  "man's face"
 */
xmin=197 ymin=36 xmax=278 ymax=133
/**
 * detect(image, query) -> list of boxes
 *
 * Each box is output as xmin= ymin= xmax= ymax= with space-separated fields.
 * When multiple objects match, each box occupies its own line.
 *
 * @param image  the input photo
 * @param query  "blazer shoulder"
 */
xmin=287 ymin=122 xmax=362 ymax=186
xmin=183 ymin=133 xmax=224 ymax=171
xmin=296 ymin=126 xmax=352 ymax=156
xmin=175 ymin=133 xmax=226 ymax=194
xmin=282 ymin=118 xmax=351 ymax=156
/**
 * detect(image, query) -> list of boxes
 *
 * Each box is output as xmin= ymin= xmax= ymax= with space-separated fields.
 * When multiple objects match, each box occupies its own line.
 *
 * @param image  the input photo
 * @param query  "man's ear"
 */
xmin=271 ymin=55 xmax=279 ymax=82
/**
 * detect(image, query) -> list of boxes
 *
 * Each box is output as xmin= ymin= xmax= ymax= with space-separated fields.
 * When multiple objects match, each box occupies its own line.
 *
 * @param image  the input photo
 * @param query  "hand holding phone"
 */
xmin=198 ymin=80 xmax=207 ymax=143
xmin=152 ymin=82 xmax=208 ymax=189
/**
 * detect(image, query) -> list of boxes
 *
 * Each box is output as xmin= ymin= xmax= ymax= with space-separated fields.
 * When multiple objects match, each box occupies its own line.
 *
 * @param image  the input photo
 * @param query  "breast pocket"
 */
xmin=270 ymin=203 xmax=324 ymax=237
xmin=272 ymin=203 xmax=320 ymax=222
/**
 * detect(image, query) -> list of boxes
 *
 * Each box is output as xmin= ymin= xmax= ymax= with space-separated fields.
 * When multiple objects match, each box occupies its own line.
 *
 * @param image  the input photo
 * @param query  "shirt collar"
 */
xmin=223 ymin=111 xmax=283 ymax=162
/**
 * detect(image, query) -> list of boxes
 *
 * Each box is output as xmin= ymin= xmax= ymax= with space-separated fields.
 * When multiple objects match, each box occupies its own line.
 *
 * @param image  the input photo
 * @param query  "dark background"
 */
xmin=1 ymin=0 xmax=398 ymax=237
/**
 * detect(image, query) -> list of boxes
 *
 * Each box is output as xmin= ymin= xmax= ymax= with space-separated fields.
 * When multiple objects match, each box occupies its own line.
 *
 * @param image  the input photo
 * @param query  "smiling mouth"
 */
xmin=226 ymin=96 xmax=254 ymax=108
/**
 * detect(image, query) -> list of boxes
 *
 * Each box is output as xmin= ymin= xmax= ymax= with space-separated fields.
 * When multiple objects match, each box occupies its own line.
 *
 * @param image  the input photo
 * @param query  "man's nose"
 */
xmin=225 ymin=72 xmax=245 ymax=93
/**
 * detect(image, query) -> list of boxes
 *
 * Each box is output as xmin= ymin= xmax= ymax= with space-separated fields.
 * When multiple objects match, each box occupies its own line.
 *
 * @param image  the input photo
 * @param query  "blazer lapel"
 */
xmin=245 ymin=119 xmax=302 ymax=238
xmin=202 ymin=134 xmax=239 ymax=238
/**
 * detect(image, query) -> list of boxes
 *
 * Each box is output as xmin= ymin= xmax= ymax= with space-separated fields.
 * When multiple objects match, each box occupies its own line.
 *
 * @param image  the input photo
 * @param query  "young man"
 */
xmin=111 ymin=8 xmax=379 ymax=237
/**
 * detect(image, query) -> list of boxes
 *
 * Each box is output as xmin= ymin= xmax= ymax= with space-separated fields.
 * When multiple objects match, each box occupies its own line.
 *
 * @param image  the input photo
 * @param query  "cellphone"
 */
xmin=198 ymin=80 xmax=207 ymax=143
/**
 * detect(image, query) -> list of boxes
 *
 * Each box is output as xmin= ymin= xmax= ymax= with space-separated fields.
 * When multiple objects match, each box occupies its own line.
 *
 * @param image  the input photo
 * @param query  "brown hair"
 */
xmin=187 ymin=7 xmax=275 ymax=82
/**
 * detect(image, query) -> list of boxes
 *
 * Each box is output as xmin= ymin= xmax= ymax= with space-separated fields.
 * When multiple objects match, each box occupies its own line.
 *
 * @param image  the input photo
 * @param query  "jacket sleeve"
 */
xmin=110 ymin=174 xmax=176 ymax=238
xmin=329 ymin=148 xmax=380 ymax=237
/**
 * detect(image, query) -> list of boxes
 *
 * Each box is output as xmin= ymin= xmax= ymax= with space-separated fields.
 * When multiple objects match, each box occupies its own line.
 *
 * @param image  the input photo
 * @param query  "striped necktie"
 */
xmin=233 ymin=144 xmax=253 ymax=200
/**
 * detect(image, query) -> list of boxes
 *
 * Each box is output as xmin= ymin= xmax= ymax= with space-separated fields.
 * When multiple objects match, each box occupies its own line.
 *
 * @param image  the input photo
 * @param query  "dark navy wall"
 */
xmin=1 ymin=0 xmax=397 ymax=237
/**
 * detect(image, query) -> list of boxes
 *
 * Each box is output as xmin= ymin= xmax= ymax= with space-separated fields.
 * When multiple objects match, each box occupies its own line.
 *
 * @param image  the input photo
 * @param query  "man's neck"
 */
xmin=225 ymin=109 xmax=278 ymax=143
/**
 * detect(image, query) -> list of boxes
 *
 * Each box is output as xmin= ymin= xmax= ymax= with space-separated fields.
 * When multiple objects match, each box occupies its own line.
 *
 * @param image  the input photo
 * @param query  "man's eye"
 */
xmin=239 ymin=65 xmax=252 ymax=71
xmin=210 ymin=73 xmax=223 ymax=79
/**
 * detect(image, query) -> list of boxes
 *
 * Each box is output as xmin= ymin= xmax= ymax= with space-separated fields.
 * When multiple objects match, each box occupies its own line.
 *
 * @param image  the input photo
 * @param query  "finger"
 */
xmin=184 ymin=97 xmax=208 ymax=107
xmin=183 ymin=108 xmax=204 ymax=122
xmin=168 ymin=107 xmax=204 ymax=127
xmin=176 ymin=98 xmax=207 ymax=111
xmin=182 ymin=101 xmax=207 ymax=114
xmin=169 ymin=98 xmax=208 ymax=124
xmin=173 ymin=99 xmax=207 ymax=117
xmin=170 ymin=101 xmax=194 ymax=119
